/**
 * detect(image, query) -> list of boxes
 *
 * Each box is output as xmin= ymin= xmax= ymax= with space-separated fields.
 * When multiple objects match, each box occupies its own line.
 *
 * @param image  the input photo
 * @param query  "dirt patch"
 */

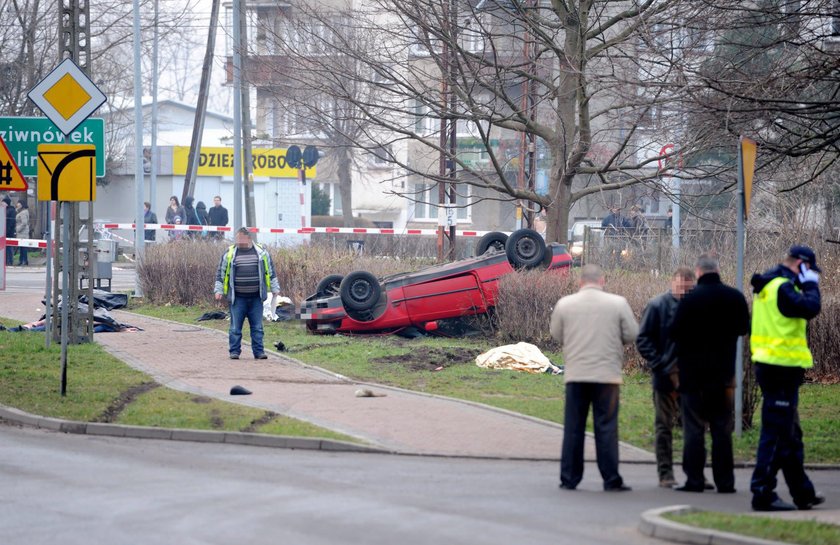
xmin=240 ymin=411 xmax=278 ymax=433
xmin=93 ymin=381 xmax=160 ymax=423
xmin=371 ymin=347 xmax=479 ymax=372
xmin=209 ymin=409 xmax=224 ymax=429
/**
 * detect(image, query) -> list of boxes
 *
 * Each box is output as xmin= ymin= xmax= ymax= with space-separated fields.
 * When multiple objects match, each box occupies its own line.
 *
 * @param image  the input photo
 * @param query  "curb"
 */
xmin=639 ymin=505 xmax=794 ymax=545
xmin=0 ymin=404 xmax=391 ymax=455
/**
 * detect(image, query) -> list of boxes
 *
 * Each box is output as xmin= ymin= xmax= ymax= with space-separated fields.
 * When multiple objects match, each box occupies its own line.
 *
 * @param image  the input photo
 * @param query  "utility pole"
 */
xmin=437 ymin=0 xmax=457 ymax=262
xmin=239 ymin=0 xmax=257 ymax=233
xmin=54 ymin=0 xmax=95 ymax=396
xmin=182 ymin=0 xmax=221 ymax=204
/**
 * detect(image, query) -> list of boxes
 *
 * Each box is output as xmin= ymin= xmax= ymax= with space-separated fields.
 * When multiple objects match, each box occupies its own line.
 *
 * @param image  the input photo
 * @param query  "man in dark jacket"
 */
xmin=3 ymin=196 xmax=15 ymax=265
xmin=670 ymin=254 xmax=750 ymax=493
xmin=749 ymin=245 xmax=824 ymax=512
xmin=208 ymin=195 xmax=229 ymax=240
xmin=143 ymin=202 xmax=157 ymax=242
xmin=636 ymin=266 xmax=695 ymax=488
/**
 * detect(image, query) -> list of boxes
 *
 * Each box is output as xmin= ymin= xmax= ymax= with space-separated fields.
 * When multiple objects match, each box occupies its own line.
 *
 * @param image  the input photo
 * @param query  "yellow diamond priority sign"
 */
xmin=28 ymin=59 xmax=107 ymax=136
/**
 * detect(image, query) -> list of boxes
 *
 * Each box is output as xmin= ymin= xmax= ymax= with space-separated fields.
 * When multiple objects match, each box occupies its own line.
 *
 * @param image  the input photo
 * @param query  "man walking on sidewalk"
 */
xmin=550 ymin=264 xmax=639 ymax=492
xmin=214 ymin=227 xmax=280 ymax=360
xmin=749 ymin=245 xmax=824 ymax=512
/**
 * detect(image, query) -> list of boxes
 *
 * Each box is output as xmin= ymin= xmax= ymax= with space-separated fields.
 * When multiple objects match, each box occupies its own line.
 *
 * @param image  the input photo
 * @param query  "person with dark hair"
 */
xmin=165 ymin=195 xmax=185 ymax=224
xmin=637 ymin=267 xmax=696 ymax=488
xmin=208 ymin=195 xmax=228 ymax=240
xmin=749 ymin=245 xmax=824 ymax=512
xmin=670 ymin=254 xmax=750 ymax=494
xmin=14 ymin=199 xmax=29 ymax=266
xmin=143 ymin=202 xmax=157 ymax=242
xmin=3 ymin=196 xmax=15 ymax=266
xmin=214 ymin=227 xmax=280 ymax=360
xmin=182 ymin=196 xmax=199 ymax=238
xmin=550 ymin=264 xmax=639 ymax=492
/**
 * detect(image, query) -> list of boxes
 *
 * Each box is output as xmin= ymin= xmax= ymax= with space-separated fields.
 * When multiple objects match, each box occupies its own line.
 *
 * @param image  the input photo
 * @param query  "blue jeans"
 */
xmin=229 ymin=294 xmax=264 ymax=356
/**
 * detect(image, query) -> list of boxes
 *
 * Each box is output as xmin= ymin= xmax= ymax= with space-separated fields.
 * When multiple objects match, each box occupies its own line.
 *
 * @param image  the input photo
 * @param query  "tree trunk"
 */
xmin=336 ymin=148 xmax=354 ymax=227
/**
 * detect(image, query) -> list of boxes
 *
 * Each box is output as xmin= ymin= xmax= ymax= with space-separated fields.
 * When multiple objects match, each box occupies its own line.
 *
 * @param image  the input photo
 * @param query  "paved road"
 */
xmin=9 ymin=424 xmax=836 ymax=545
xmin=2 ymin=264 xmax=137 ymax=294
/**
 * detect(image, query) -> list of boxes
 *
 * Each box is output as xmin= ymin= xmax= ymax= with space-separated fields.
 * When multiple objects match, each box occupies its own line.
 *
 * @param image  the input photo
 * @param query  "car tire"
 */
xmin=340 ymin=271 xmax=382 ymax=312
xmin=476 ymin=231 xmax=508 ymax=256
xmin=316 ymin=274 xmax=344 ymax=297
xmin=506 ymin=228 xmax=546 ymax=269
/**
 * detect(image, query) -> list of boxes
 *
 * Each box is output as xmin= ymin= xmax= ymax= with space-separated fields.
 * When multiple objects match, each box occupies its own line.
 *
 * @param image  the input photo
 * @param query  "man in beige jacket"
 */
xmin=550 ymin=264 xmax=639 ymax=491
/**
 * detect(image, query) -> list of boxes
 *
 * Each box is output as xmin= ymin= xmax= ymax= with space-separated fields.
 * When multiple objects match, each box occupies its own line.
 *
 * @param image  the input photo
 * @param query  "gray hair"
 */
xmin=580 ymin=264 xmax=605 ymax=284
xmin=695 ymin=253 xmax=719 ymax=274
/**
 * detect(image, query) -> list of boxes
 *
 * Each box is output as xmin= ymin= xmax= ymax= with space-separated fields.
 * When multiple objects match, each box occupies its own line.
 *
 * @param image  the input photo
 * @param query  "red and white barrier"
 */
xmin=93 ymin=223 xmax=491 ymax=237
xmin=7 ymin=224 xmax=494 ymax=249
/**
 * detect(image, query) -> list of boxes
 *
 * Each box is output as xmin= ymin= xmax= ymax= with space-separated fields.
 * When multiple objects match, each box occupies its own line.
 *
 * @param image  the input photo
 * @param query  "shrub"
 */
xmin=493 ymin=270 xmax=578 ymax=346
xmin=137 ymin=239 xmax=224 ymax=305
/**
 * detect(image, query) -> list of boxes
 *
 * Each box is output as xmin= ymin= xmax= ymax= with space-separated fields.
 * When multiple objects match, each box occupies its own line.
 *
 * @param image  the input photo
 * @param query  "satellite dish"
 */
xmin=286 ymin=145 xmax=302 ymax=168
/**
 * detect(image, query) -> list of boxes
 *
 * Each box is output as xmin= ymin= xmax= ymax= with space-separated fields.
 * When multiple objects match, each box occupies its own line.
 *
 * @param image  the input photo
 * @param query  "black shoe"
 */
xmin=794 ymin=493 xmax=826 ymax=510
xmin=559 ymin=483 xmax=576 ymax=491
xmin=753 ymin=498 xmax=797 ymax=512
xmin=229 ymin=353 xmax=240 ymax=360
xmin=254 ymin=353 xmax=268 ymax=360
xmin=717 ymin=487 xmax=737 ymax=494
xmin=674 ymin=484 xmax=704 ymax=492
xmin=604 ymin=484 xmax=632 ymax=492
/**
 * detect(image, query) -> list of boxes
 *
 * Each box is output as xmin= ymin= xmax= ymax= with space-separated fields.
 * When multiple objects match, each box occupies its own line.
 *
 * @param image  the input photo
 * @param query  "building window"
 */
xmin=314 ymin=182 xmax=342 ymax=216
xmin=369 ymin=145 xmax=393 ymax=167
xmin=414 ymin=100 xmax=438 ymax=135
xmin=411 ymin=183 xmax=470 ymax=222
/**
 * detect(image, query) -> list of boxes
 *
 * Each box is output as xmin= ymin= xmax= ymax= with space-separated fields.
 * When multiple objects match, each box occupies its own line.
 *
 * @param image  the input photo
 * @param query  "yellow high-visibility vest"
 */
xmin=751 ymin=276 xmax=813 ymax=368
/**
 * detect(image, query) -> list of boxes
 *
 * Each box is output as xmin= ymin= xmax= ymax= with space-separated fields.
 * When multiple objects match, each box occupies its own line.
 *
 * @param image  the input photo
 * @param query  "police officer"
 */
xmin=749 ymin=245 xmax=824 ymax=512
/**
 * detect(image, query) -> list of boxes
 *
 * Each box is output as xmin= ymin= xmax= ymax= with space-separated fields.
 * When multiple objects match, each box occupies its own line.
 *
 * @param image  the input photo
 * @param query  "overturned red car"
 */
xmin=300 ymin=228 xmax=572 ymax=334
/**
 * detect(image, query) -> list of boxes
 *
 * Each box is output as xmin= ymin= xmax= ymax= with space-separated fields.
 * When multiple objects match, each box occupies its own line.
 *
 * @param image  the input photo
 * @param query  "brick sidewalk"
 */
xmin=0 ymin=291 xmax=654 ymax=462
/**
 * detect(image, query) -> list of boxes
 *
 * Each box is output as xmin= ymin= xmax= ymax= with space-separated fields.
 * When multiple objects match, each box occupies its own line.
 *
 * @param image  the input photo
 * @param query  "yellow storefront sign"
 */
xmin=173 ymin=147 xmax=316 ymax=178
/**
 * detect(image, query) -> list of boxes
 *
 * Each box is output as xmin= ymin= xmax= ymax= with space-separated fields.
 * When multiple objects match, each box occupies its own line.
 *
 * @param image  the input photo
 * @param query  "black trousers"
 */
xmin=681 ymin=387 xmax=735 ymax=490
xmin=653 ymin=389 xmax=680 ymax=482
xmin=560 ymin=382 xmax=623 ymax=489
xmin=750 ymin=363 xmax=816 ymax=504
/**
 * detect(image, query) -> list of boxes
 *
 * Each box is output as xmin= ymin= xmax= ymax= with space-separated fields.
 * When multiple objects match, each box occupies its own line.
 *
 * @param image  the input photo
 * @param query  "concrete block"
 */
xmin=653 ymin=521 xmax=711 ymax=545
xmin=85 ymin=423 xmax=128 ymax=437
xmin=320 ymin=440 xmax=383 ymax=454
xmin=123 ymin=426 xmax=173 ymax=440
xmin=284 ymin=437 xmax=322 ymax=451
xmin=171 ymin=429 xmax=225 ymax=443
xmin=59 ymin=421 xmax=88 ymax=434
xmin=223 ymin=432 xmax=287 ymax=448
xmin=0 ymin=406 xmax=41 ymax=428
xmin=710 ymin=532 xmax=789 ymax=545
xmin=36 ymin=417 xmax=65 ymax=431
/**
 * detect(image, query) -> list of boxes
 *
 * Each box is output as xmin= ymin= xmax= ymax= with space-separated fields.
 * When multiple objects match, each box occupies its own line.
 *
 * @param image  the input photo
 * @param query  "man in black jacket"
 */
xmin=671 ymin=254 xmax=750 ymax=493
xmin=636 ymin=267 xmax=695 ymax=488
xmin=208 ymin=195 xmax=229 ymax=240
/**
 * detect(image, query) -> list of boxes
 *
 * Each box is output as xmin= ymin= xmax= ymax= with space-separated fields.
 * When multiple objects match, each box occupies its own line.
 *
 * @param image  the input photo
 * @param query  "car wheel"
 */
xmin=476 ymin=231 xmax=508 ymax=256
xmin=506 ymin=228 xmax=546 ymax=269
xmin=340 ymin=271 xmax=382 ymax=312
xmin=316 ymin=274 xmax=344 ymax=297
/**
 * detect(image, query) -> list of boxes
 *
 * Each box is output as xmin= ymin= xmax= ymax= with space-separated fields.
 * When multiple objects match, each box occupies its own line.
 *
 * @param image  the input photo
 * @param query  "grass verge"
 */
xmin=664 ymin=511 xmax=840 ymax=545
xmin=0 ymin=318 xmax=357 ymax=444
xmin=127 ymin=302 xmax=840 ymax=464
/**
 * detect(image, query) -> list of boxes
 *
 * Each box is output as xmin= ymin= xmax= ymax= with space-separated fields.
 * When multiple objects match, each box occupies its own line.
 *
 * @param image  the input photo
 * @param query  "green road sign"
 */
xmin=0 ymin=117 xmax=105 ymax=177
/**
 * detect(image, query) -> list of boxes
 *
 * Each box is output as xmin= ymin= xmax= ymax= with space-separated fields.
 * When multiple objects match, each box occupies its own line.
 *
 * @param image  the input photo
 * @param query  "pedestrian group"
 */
xmin=551 ymin=246 xmax=824 ymax=512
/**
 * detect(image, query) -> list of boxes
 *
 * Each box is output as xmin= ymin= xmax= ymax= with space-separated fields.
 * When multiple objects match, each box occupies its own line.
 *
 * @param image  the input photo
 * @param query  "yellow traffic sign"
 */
xmin=740 ymin=137 xmax=757 ymax=219
xmin=37 ymin=144 xmax=96 ymax=202
xmin=28 ymin=58 xmax=107 ymax=135
xmin=0 ymin=135 xmax=28 ymax=192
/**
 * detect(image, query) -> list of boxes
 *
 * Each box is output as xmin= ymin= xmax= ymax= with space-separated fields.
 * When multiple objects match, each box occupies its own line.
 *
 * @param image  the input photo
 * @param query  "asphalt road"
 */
xmin=2 ymin=265 xmax=137 ymax=295
xmin=5 ymin=425 xmax=838 ymax=545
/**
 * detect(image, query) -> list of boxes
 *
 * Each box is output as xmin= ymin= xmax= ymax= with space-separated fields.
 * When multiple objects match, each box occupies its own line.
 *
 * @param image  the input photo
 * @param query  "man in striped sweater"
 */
xmin=214 ymin=227 xmax=280 ymax=359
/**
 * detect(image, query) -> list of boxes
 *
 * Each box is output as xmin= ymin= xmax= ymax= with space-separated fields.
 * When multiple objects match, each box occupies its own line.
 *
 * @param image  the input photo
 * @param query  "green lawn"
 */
xmin=127 ymin=302 xmax=840 ymax=463
xmin=0 ymin=317 xmax=358 ymax=443
xmin=665 ymin=511 xmax=840 ymax=545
